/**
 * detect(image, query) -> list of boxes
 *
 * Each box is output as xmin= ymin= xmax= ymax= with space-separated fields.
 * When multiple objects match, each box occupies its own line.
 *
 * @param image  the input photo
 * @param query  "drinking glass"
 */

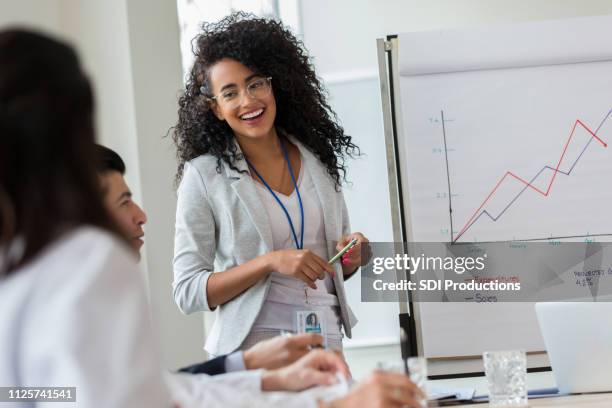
xmin=377 ymin=358 xmax=428 ymax=408
xmin=483 ymin=350 xmax=527 ymax=407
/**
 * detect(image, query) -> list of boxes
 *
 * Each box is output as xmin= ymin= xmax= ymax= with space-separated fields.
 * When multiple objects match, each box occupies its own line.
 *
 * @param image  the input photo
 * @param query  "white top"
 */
xmin=252 ymin=159 xmax=342 ymax=337
xmin=0 ymin=227 xmax=170 ymax=407
xmin=0 ymin=227 xmax=320 ymax=408
xmin=167 ymin=371 xmax=322 ymax=408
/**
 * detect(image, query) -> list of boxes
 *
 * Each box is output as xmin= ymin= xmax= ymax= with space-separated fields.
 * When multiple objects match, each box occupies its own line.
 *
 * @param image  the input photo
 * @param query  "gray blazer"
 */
xmin=172 ymin=136 xmax=358 ymax=355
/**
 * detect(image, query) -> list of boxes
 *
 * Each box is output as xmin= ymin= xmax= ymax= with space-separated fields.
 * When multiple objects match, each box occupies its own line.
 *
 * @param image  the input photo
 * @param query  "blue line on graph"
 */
xmin=458 ymin=108 xmax=612 ymax=233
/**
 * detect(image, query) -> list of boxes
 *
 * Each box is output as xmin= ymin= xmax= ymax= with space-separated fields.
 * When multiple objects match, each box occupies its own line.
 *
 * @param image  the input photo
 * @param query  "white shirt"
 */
xmin=0 ymin=227 xmax=170 ymax=407
xmin=168 ymin=371 xmax=343 ymax=408
xmin=252 ymin=160 xmax=343 ymax=337
xmin=0 ymin=227 xmax=321 ymax=408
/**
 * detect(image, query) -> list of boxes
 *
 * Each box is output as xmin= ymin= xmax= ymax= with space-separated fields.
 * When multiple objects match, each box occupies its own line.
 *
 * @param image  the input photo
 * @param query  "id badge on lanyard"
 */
xmin=295 ymin=310 xmax=327 ymax=348
xmin=248 ymin=140 xmax=325 ymax=345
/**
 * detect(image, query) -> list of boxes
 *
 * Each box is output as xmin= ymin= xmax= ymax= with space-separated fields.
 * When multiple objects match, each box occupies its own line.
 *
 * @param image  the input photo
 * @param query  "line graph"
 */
xmin=447 ymin=108 xmax=612 ymax=243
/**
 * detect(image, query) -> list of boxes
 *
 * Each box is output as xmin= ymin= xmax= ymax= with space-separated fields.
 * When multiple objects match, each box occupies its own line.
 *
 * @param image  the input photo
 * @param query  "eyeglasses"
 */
xmin=209 ymin=76 xmax=272 ymax=109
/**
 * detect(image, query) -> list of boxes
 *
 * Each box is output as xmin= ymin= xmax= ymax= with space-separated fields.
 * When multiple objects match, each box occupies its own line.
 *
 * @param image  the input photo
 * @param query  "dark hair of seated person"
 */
xmin=95 ymin=144 xmax=126 ymax=175
xmin=0 ymin=29 xmax=125 ymax=276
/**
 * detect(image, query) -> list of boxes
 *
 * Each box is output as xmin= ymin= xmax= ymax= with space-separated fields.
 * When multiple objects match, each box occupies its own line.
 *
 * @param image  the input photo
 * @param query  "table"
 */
xmin=458 ymin=392 xmax=612 ymax=407
xmin=429 ymin=371 xmax=612 ymax=407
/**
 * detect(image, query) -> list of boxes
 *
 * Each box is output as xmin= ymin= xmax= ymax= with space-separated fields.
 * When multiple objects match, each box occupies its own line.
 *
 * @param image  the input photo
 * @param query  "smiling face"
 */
xmin=208 ymin=58 xmax=276 ymax=141
xmin=100 ymin=170 xmax=146 ymax=257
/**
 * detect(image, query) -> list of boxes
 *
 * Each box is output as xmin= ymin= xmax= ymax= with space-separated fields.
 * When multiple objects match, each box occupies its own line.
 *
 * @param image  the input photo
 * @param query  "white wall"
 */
xmin=59 ymin=0 xmax=143 ymax=213
xmin=301 ymin=0 xmax=612 ymax=77
xmin=0 ymin=0 xmax=61 ymax=34
xmin=297 ymin=0 xmax=612 ymax=379
xmin=123 ymin=0 xmax=206 ymax=369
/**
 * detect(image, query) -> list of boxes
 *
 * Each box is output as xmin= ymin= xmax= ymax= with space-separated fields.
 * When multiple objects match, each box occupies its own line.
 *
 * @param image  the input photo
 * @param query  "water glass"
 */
xmin=408 ymin=357 xmax=428 ymax=408
xmin=483 ymin=350 xmax=527 ymax=407
xmin=377 ymin=358 xmax=428 ymax=408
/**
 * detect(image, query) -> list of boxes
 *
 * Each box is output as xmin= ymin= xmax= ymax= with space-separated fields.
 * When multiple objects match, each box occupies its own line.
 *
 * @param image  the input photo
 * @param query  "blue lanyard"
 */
xmin=246 ymin=139 xmax=304 ymax=250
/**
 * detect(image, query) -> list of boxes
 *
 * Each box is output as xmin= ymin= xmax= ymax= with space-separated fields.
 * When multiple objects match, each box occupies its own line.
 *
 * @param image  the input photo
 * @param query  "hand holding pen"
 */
xmin=333 ymin=232 xmax=372 ymax=275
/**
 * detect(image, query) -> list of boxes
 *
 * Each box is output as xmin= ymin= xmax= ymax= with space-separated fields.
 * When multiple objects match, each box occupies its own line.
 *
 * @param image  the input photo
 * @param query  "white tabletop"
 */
xmin=429 ymin=371 xmax=612 ymax=407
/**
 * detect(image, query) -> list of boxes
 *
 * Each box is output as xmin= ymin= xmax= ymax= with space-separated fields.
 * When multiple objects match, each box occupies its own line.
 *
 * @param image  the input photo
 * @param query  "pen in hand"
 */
xmin=328 ymin=238 xmax=358 ymax=265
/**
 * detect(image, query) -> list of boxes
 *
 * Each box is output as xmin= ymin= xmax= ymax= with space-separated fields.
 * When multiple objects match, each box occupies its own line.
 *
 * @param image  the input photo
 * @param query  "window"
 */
xmin=176 ymin=0 xmax=300 ymax=78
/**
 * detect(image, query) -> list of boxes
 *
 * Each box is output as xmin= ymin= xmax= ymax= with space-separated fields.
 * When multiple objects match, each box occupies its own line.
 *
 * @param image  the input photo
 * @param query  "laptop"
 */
xmin=535 ymin=302 xmax=612 ymax=394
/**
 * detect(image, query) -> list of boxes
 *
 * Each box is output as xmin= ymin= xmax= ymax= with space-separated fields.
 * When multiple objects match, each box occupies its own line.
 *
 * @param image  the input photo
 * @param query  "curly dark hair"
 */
xmin=173 ymin=12 xmax=359 ymax=190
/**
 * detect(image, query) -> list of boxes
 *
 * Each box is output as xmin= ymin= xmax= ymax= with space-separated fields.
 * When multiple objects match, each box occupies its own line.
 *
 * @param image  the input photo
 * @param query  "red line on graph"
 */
xmin=453 ymin=119 xmax=608 ymax=242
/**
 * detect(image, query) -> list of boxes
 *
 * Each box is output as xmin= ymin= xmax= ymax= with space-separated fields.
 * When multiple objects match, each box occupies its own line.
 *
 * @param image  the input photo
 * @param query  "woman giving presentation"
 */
xmin=172 ymin=13 xmax=369 ymax=356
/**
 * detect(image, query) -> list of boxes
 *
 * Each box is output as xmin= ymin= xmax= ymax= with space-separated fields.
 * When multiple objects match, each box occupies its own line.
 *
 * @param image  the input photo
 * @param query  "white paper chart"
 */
xmin=395 ymin=15 xmax=612 ymax=361
xmin=401 ymin=62 xmax=612 ymax=244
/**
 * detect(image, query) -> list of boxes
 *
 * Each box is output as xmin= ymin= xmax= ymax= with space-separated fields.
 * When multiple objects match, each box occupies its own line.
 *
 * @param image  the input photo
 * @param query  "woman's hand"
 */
xmin=320 ymin=371 xmax=425 ymax=408
xmin=261 ymin=349 xmax=350 ymax=392
xmin=336 ymin=232 xmax=372 ymax=276
xmin=267 ymin=249 xmax=335 ymax=289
